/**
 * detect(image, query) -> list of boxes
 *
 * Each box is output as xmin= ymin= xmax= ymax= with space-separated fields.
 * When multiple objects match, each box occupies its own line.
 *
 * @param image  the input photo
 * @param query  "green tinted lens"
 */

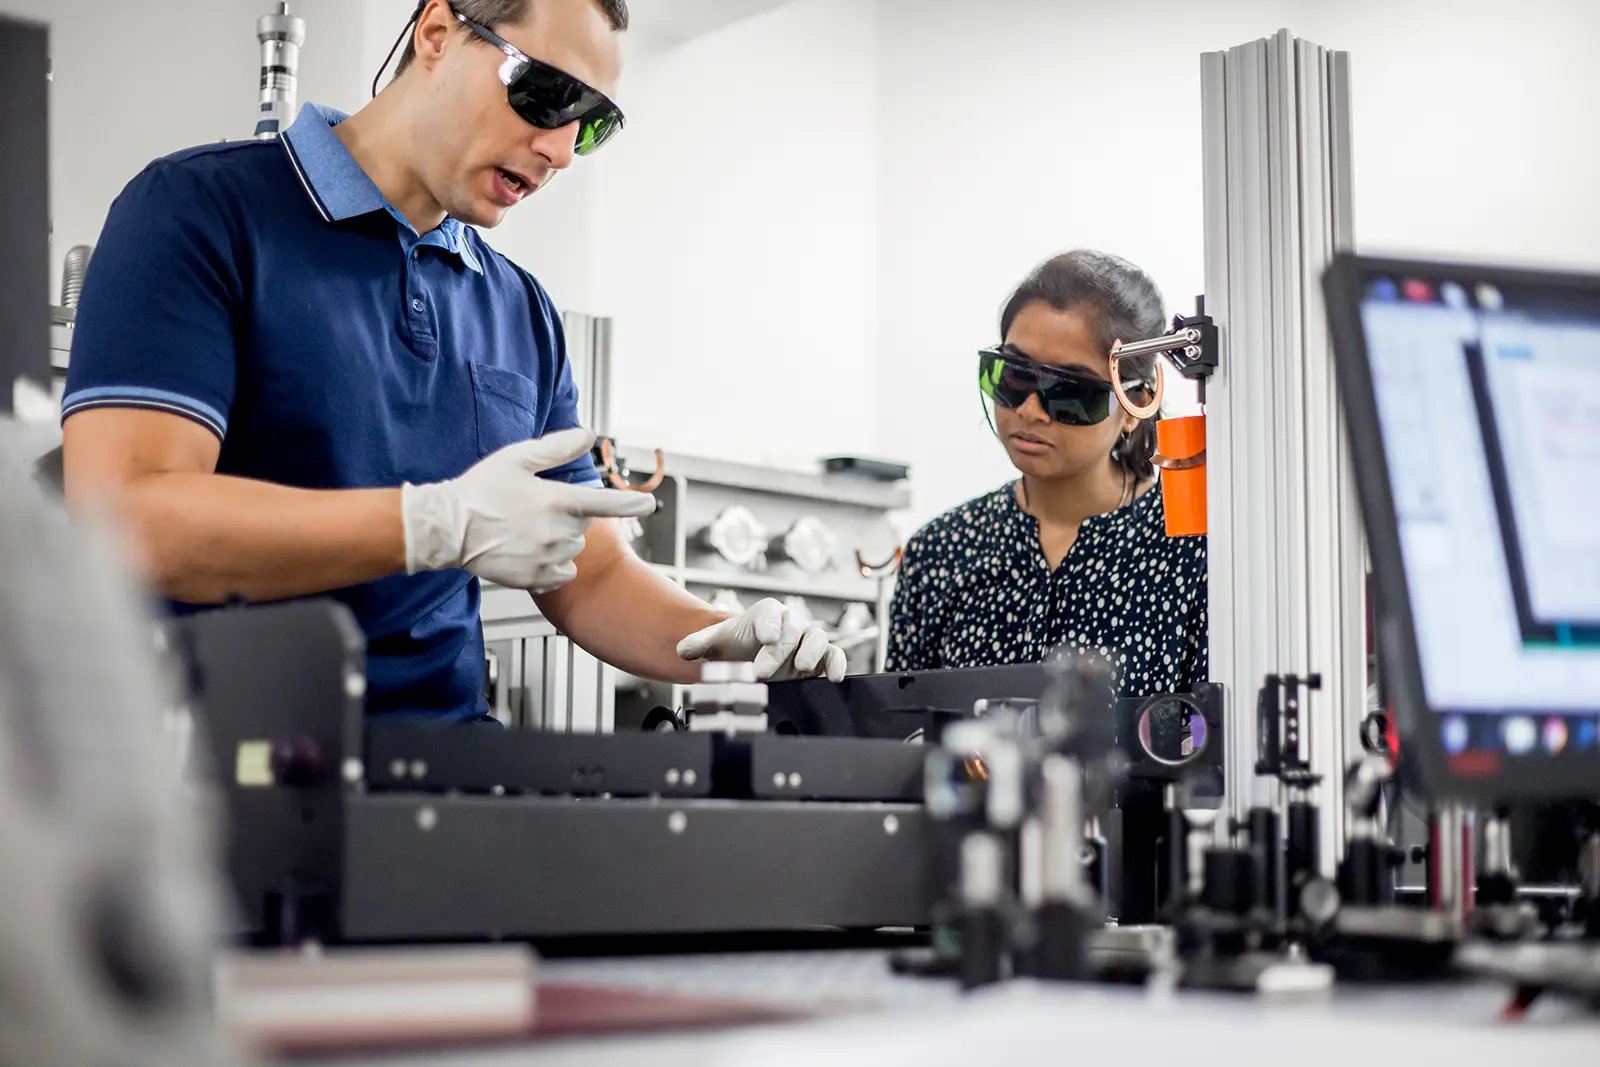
xmin=575 ymin=112 xmax=621 ymax=156
xmin=978 ymin=352 xmax=1005 ymax=400
xmin=977 ymin=349 xmax=1115 ymax=426
xmin=1042 ymin=384 xmax=1113 ymax=425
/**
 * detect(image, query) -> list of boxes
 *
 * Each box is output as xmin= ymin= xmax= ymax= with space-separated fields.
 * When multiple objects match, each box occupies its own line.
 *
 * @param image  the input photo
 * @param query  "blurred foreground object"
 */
xmin=0 ymin=15 xmax=51 ymax=408
xmin=0 ymin=422 xmax=236 ymax=1066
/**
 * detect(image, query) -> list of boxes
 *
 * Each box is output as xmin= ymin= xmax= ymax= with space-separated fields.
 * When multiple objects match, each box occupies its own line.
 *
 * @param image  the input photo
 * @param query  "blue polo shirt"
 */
xmin=64 ymin=103 xmax=600 ymax=722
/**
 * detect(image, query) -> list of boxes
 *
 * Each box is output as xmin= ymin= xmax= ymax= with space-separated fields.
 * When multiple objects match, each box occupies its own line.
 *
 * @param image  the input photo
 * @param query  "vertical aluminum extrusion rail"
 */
xmin=1202 ymin=30 xmax=1362 ymax=875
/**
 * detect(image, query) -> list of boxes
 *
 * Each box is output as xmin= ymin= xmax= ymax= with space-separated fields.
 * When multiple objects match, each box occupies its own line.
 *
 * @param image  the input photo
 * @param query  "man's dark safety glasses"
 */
xmin=454 ymin=12 xmax=625 ymax=155
xmin=978 ymin=347 xmax=1142 ymax=427
xmin=374 ymin=3 xmax=625 ymax=156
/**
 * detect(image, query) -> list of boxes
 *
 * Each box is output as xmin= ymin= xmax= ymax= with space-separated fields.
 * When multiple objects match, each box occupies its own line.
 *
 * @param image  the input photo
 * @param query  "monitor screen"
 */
xmin=1343 ymin=262 xmax=1600 ymax=786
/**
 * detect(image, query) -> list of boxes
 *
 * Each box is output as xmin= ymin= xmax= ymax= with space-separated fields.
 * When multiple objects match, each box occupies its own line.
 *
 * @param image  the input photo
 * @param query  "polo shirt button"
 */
xmin=411 ymin=298 xmax=425 ymax=312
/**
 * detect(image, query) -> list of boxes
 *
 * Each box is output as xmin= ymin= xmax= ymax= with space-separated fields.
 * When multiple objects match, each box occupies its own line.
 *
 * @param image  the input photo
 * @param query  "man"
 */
xmin=61 ymin=0 xmax=846 ymax=722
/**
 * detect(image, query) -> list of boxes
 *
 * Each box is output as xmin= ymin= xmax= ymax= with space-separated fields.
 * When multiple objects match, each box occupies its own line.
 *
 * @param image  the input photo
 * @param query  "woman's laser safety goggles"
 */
xmin=454 ymin=11 xmax=625 ymax=155
xmin=978 ymin=347 xmax=1148 ymax=427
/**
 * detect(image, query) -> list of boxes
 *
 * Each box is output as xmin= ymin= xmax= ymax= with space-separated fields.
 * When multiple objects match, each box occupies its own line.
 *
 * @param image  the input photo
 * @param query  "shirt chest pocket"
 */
xmin=469 ymin=362 xmax=540 ymax=457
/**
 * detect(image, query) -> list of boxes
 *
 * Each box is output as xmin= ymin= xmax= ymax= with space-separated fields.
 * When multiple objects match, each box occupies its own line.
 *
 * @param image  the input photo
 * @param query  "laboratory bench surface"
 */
xmin=303 ymin=948 xmax=1600 ymax=1067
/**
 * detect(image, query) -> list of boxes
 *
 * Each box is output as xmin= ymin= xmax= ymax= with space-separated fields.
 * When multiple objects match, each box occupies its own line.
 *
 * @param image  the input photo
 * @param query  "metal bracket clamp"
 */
xmin=1108 ymin=297 xmax=1220 ymax=412
xmin=596 ymin=437 xmax=665 ymax=493
xmin=1109 ymin=298 xmax=1218 ymax=472
xmin=857 ymin=547 xmax=904 ymax=580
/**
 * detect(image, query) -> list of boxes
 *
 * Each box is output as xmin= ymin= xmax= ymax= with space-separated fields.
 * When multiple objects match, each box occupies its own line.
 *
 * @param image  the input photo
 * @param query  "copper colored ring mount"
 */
xmin=857 ymin=547 xmax=904 ymax=579
xmin=1153 ymin=449 xmax=1207 ymax=472
xmin=599 ymin=438 xmax=666 ymax=492
xmin=1109 ymin=341 xmax=1165 ymax=421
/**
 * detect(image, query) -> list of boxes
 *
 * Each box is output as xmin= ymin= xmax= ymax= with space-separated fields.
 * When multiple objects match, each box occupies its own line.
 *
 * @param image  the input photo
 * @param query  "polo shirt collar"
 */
xmin=281 ymin=103 xmax=483 ymax=274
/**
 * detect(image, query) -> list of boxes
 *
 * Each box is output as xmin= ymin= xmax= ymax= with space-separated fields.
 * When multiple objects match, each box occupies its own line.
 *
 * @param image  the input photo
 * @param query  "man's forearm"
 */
xmin=113 ymin=472 xmax=406 ymax=603
xmin=535 ymin=525 xmax=726 ymax=685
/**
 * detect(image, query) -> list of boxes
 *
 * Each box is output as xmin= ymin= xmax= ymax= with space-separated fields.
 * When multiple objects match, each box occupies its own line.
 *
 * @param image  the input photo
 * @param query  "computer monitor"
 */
xmin=1325 ymin=254 xmax=1600 ymax=803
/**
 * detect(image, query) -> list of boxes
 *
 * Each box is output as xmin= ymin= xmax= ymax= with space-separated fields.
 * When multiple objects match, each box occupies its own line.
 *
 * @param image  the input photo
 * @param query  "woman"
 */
xmin=886 ymin=250 xmax=1207 ymax=698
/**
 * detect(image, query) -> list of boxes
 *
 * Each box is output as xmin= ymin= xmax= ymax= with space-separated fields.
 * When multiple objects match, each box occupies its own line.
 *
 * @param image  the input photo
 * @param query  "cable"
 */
xmin=372 ymin=0 xmax=427 ymax=98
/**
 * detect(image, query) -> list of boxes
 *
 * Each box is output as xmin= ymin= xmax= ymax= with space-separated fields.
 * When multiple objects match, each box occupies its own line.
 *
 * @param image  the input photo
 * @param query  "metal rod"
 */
xmin=1482 ymin=812 xmax=1513 ymax=876
xmin=565 ymin=638 xmax=576 ymax=733
xmin=255 ymin=3 xmax=306 ymax=139
xmin=60 ymin=245 xmax=92 ymax=308
xmin=1039 ymin=756 xmax=1084 ymax=903
xmin=1109 ymin=328 xmax=1202 ymax=360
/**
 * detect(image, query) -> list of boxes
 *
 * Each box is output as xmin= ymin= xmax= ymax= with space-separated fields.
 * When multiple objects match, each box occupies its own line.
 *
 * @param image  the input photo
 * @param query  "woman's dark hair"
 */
xmin=999 ymin=250 xmax=1167 ymax=481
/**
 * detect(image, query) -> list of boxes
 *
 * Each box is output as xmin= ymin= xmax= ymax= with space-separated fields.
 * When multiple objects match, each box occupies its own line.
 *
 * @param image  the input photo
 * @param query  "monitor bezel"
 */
xmin=1324 ymin=252 xmax=1600 ymax=804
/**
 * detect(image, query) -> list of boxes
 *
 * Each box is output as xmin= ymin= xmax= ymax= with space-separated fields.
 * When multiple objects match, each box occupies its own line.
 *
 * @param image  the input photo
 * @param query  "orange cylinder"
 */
xmin=1158 ymin=415 xmax=1207 ymax=537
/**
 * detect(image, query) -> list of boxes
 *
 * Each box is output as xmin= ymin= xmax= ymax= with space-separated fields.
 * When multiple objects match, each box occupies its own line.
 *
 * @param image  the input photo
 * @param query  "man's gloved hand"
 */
xmin=402 ymin=428 xmax=657 ymax=593
xmin=676 ymin=598 xmax=848 ymax=682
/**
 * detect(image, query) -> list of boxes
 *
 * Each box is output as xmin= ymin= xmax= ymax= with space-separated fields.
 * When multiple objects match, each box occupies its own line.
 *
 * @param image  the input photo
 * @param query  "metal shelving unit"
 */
xmin=481 ymin=442 xmax=909 ymax=734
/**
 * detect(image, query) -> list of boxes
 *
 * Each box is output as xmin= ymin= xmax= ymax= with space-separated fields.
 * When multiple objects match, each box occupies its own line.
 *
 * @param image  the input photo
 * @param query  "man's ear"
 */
xmin=413 ymin=0 xmax=457 ymax=72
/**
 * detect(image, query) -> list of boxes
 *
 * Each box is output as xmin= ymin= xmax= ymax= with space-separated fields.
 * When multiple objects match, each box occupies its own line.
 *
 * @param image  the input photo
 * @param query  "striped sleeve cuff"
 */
xmin=60 ymin=386 xmax=227 ymax=440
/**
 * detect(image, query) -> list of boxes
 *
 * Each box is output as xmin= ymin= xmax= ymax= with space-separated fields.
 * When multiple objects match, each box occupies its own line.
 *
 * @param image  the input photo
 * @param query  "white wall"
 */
xmin=588 ymin=0 xmax=881 ymax=468
xmin=873 ymin=0 xmax=1294 ymax=527
xmin=24 ymin=0 xmax=1600 ymax=529
xmin=330 ymin=0 xmax=883 ymax=475
xmin=871 ymin=0 xmax=1600 ymax=529
xmin=1 ymin=0 xmax=266 ymax=298
xmin=1304 ymin=0 xmax=1600 ymax=271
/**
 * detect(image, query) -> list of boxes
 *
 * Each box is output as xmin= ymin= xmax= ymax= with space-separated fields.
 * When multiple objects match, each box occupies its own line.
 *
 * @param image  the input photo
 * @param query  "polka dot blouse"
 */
xmin=885 ymin=479 xmax=1208 ymax=699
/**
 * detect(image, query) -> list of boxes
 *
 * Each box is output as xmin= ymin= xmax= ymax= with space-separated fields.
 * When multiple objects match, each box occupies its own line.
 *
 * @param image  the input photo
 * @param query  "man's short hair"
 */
xmin=394 ymin=0 xmax=630 ymax=78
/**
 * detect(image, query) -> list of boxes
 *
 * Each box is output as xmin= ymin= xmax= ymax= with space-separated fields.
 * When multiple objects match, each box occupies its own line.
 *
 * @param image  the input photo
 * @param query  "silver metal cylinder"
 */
xmin=1186 ymin=814 xmax=1218 ymax=897
xmin=1431 ymin=804 xmax=1474 ymax=925
xmin=699 ymin=661 xmax=758 ymax=685
xmin=961 ymin=832 xmax=1005 ymax=907
xmin=1579 ymin=833 xmax=1600 ymax=900
xmin=1482 ymin=813 xmax=1513 ymax=877
xmin=1110 ymin=328 xmax=1202 ymax=361
xmin=1039 ymin=756 xmax=1084 ymax=903
xmin=255 ymin=3 xmax=306 ymax=140
xmin=60 ymin=245 xmax=92 ymax=308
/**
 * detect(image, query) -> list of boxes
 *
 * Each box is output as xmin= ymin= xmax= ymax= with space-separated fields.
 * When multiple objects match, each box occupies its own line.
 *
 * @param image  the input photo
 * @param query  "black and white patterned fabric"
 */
xmin=886 ymin=479 xmax=1208 ymax=698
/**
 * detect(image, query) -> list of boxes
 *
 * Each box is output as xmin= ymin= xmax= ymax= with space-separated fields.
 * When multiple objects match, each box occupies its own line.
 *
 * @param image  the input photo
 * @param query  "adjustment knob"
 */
xmin=270 ymin=736 xmax=323 ymax=788
xmin=700 ymin=661 xmax=759 ymax=684
xmin=696 ymin=507 xmax=768 ymax=568
xmin=769 ymin=516 xmax=838 ymax=574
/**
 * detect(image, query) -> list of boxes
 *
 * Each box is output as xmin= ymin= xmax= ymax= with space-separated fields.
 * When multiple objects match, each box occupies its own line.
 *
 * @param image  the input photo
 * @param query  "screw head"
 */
xmin=390 ymin=759 xmax=407 ymax=779
xmin=341 ymin=758 xmax=364 ymax=784
xmin=410 ymin=760 xmax=427 ymax=779
xmin=883 ymin=815 xmax=899 ymax=835
xmin=417 ymin=806 xmax=438 ymax=832
xmin=772 ymin=772 xmax=786 ymax=788
xmin=666 ymin=769 xmax=681 ymax=786
xmin=668 ymin=811 xmax=688 ymax=834
xmin=683 ymin=769 xmax=698 ymax=786
xmin=788 ymin=773 xmax=803 ymax=789
xmin=344 ymin=671 xmax=367 ymax=699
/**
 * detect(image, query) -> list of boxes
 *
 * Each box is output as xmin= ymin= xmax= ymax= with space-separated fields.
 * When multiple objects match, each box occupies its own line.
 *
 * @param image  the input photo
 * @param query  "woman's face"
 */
xmin=994 ymin=301 xmax=1138 ymax=481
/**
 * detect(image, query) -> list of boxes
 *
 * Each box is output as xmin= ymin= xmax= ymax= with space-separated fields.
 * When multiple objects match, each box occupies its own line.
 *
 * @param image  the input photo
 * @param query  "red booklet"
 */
xmin=216 ymin=947 xmax=807 ymax=1059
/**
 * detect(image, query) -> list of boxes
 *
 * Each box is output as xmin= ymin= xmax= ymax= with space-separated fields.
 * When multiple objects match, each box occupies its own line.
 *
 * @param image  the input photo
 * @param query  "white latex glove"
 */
xmin=676 ymin=597 xmax=848 ymax=682
xmin=402 ymin=428 xmax=657 ymax=593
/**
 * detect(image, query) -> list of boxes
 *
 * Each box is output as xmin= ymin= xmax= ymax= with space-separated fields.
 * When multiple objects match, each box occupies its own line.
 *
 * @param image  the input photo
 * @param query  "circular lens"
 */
xmin=1136 ymin=695 xmax=1207 ymax=766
